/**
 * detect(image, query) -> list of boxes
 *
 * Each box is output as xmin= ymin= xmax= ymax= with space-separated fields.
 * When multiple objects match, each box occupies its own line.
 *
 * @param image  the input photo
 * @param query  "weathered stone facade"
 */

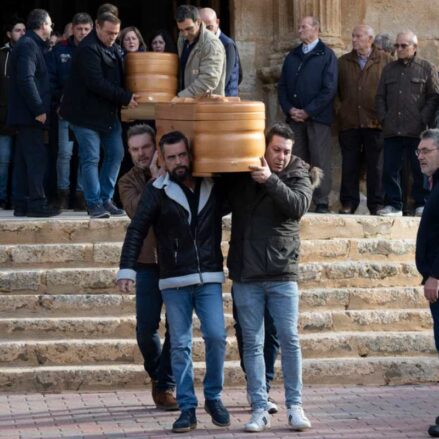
xmin=230 ymin=0 xmax=439 ymax=208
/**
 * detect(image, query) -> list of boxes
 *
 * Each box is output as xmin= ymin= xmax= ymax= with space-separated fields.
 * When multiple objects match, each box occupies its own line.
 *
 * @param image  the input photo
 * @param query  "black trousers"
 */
xmin=13 ymin=125 xmax=48 ymax=208
xmin=288 ymin=120 xmax=332 ymax=206
xmin=339 ymin=128 xmax=384 ymax=214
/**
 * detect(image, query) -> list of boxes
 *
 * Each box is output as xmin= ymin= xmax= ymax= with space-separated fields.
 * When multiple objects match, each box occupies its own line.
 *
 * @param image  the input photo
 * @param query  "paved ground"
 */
xmin=0 ymin=385 xmax=438 ymax=438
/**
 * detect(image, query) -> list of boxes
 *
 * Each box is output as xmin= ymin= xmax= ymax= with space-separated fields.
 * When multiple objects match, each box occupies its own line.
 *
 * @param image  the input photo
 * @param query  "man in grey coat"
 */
xmin=175 ymin=5 xmax=226 ymax=97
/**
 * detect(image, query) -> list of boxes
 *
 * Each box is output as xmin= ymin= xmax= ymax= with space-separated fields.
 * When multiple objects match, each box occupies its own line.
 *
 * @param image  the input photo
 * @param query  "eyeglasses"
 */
xmin=415 ymin=147 xmax=439 ymax=157
xmin=394 ymin=43 xmax=411 ymax=49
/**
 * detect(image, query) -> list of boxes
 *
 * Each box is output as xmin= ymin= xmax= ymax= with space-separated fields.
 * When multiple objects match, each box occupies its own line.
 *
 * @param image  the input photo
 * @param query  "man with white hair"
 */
xmin=337 ymin=24 xmax=392 ymax=215
xmin=199 ymin=7 xmax=241 ymax=96
xmin=376 ymin=30 xmax=439 ymax=217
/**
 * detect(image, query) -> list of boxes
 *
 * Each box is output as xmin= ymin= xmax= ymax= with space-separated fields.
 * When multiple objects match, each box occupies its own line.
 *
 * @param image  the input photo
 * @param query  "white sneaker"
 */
xmin=377 ymin=205 xmax=403 ymax=217
xmin=415 ymin=206 xmax=424 ymax=217
xmin=288 ymin=405 xmax=311 ymax=431
xmin=244 ymin=409 xmax=271 ymax=432
xmin=267 ymin=397 xmax=278 ymax=414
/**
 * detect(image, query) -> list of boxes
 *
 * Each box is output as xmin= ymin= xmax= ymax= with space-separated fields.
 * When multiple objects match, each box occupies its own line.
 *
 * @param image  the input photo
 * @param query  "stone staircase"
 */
xmin=0 ymin=213 xmax=438 ymax=392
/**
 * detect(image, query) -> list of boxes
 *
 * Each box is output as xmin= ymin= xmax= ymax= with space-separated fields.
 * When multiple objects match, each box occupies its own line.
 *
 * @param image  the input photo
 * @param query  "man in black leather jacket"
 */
xmin=117 ymin=131 xmax=230 ymax=433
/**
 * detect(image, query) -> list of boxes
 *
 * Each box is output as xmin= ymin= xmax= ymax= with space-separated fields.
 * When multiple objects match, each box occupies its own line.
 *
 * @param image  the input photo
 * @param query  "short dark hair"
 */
xmin=96 ymin=12 xmax=121 ymax=27
xmin=72 ymin=12 xmax=93 ymax=27
xmin=5 ymin=16 xmax=25 ymax=34
xmin=97 ymin=3 xmax=119 ymax=17
xmin=127 ymin=124 xmax=156 ymax=145
xmin=159 ymin=131 xmax=190 ymax=155
xmin=27 ymin=9 xmax=50 ymax=31
xmin=265 ymin=123 xmax=294 ymax=145
xmin=175 ymin=5 xmax=200 ymax=22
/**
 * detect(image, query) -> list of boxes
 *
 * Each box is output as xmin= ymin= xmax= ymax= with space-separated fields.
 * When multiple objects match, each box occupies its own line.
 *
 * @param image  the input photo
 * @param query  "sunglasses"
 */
xmin=394 ymin=43 xmax=411 ymax=49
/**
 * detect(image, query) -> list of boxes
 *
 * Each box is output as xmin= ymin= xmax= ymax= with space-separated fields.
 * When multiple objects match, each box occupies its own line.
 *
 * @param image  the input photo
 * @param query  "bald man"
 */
xmin=200 ymin=7 xmax=240 ymax=96
xmin=376 ymin=30 xmax=439 ymax=217
xmin=337 ymin=24 xmax=392 ymax=215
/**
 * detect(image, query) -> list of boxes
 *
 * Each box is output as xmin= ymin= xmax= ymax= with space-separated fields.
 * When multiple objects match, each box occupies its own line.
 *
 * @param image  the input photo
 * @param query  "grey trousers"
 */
xmin=288 ymin=119 xmax=332 ymax=206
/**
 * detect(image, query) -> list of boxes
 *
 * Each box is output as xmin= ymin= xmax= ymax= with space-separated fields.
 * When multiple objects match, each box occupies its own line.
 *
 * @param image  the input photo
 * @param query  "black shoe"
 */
xmin=27 ymin=203 xmax=60 ymax=218
xmin=103 ymin=200 xmax=125 ymax=216
xmin=88 ymin=204 xmax=110 ymax=219
xmin=204 ymin=399 xmax=230 ymax=427
xmin=429 ymin=424 xmax=439 ymax=437
xmin=74 ymin=192 xmax=87 ymax=211
xmin=315 ymin=204 xmax=329 ymax=214
xmin=57 ymin=189 xmax=70 ymax=210
xmin=172 ymin=408 xmax=197 ymax=433
xmin=0 ymin=199 xmax=7 ymax=209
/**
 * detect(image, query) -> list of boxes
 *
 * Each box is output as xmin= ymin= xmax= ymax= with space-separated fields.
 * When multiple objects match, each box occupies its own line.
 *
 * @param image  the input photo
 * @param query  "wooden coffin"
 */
xmin=156 ymin=98 xmax=266 ymax=175
xmin=122 ymin=52 xmax=179 ymax=121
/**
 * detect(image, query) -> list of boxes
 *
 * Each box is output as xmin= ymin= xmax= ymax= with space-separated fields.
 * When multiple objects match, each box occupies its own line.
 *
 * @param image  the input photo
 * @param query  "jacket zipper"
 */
xmin=174 ymin=238 xmax=179 ymax=265
xmin=193 ymin=226 xmax=203 ymax=284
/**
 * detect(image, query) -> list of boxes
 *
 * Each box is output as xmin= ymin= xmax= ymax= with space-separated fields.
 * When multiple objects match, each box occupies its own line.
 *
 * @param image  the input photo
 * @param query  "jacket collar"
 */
xmin=293 ymin=39 xmax=326 ymax=57
xmin=27 ymin=30 xmax=48 ymax=50
xmin=153 ymin=172 xmax=214 ymax=224
xmin=345 ymin=47 xmax=380 ymax=63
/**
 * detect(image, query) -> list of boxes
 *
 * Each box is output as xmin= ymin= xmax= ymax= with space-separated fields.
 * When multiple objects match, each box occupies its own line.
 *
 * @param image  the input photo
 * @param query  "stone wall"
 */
xmin=231 ymin=0 xmax=439 ymax=210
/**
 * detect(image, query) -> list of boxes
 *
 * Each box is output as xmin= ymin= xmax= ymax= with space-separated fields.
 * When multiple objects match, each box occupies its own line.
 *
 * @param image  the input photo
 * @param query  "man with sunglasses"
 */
xmin=415 ymin=128 xmax=439 ymax=437
xmin=376 ymin=31 xmax=439 ymax=217
xmin=175 ymin=5 xmax=226 ymax=97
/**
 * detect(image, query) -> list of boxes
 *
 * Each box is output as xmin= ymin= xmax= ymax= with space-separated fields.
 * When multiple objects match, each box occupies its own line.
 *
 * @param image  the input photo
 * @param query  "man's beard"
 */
xmin=171 ymin=165 xmax=191 ymax=182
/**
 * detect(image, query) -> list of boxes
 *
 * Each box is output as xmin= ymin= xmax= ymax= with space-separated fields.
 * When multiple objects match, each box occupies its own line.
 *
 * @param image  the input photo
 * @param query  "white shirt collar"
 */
xmin=302 ymin=38 xmax=319 ymax=54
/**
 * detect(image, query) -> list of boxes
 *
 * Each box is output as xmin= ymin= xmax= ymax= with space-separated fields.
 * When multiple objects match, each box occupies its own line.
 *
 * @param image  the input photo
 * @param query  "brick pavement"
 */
xmin=0 ymin=385 xmax=438 ymax=438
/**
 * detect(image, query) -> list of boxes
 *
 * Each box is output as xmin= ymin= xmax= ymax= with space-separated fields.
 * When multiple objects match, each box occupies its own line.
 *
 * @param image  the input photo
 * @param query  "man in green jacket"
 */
xmin=225 ymin=123 xmax=320 ymax=433
xmin=175 ymin=5 xmax=226 ymax=97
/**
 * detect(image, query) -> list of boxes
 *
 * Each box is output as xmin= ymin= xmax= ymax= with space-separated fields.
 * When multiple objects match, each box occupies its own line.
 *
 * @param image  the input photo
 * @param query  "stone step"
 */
xmin=0 ymin=314 xmax=235 ymax=340
xmin=299 ymin=238 xmax=415 ymax=263
xmin=0 ymin=214 xmax=419 ymax=245
xmin=0 ymin=287 xmax=425 ymax=318
xmin=0 ymin=309 xmax=431 ymax=341
xmin=0 ymin=261 xmax=421 ymax=294
xmin=0 ymin=237 xmax=416 ymax=268
xmin=0 ymin=332 xmax=434 ymax=368
xmin=0 ymin=355 xmax=437 ymax=392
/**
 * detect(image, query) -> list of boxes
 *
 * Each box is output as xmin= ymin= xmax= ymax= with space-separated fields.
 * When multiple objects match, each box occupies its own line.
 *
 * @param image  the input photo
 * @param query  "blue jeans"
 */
xmin=232 ymin=288 xmax=280 ymax=392
xmin=70 ymin=119 xmax=124 ymax=207
xmin=0 ymin=134 xmax=13 ymax=201
xmin=57 ymin=118 xmax=82 ymax=192
xmin=136 ymin=265 xmax=174 ymax=390
xmin=233 ymin=281 xmax=303 ymax=410
xmin=161 ymin=283 xmax=226 ymax=410
xmin=383 ymin=136 xmax=427 ymax=210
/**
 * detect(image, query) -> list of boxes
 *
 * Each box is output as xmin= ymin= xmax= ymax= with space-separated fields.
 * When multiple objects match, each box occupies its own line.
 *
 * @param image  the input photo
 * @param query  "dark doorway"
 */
xmin=1 ymin=0 xmax=231 ymax=45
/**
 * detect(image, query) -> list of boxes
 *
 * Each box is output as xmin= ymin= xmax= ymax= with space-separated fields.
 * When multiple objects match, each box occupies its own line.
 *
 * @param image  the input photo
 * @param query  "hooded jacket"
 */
xmin=226 ymin=156 xmax=319 ymax=282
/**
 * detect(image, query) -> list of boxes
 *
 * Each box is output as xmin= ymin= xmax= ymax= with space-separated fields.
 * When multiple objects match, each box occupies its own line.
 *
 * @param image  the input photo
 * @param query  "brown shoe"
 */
xmin=152 ymin=381 xmax=178 ymax=411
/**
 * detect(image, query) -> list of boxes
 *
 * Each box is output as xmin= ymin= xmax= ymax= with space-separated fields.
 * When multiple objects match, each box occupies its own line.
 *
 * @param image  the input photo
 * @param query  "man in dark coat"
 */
xmin=278 ymin=16 xmax=337 ymax=213
xmin=200 ymin=7 xmax=241 ymax=97
xmin=47 ymin=12 xmax=93 ymax=210
xmin=7 ymin=9 xmax=59 ymax=217
xmin=0 ymin=16 xmax=25 ymax=208
xmin=225 ymin=123 xmax=320 ymax=433
xmin=415 ymin=128 xmax=439 ymax=437
xmin=60 ymin=12 xmax=138 ymax=218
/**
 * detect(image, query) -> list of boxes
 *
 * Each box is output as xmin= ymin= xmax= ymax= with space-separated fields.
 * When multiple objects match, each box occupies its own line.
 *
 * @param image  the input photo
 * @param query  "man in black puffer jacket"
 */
xmin=117 ymin=131 xmax=230 ymax=434
xmin=225 ymin=123 xmax=320 ymax=433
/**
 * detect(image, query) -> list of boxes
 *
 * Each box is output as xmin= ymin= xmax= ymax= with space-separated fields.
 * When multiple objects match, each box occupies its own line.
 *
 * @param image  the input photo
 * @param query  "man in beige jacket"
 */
xmin=175 ymin=5 xmax=226 ymax=97
xmin=118 ymin=124 xmax=177 ymax=411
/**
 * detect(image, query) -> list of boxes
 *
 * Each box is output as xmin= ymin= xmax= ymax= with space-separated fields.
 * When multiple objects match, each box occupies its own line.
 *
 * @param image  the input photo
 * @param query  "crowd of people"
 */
xmin=2 ymin=2 xmax=439 ymax=437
